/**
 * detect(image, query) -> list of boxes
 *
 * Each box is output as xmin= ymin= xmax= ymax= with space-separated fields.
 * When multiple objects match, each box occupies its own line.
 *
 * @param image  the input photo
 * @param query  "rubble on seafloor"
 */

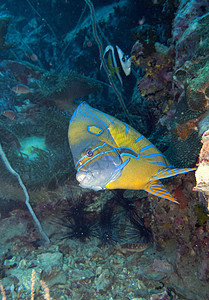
xmin=0 ymin=172 xmax=209 ymax=299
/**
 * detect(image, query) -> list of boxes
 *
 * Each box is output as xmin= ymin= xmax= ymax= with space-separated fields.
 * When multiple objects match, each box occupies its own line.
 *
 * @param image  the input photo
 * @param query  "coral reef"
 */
xmin=173 ymin=1 xmax=209 ymax=112
xmin=173 ymin=0 xmax=209 ymax=69
xmin=193 ymin=129 xmax=209 ymax=211
xmin=131 ymin=42 xmax=174 ymax=115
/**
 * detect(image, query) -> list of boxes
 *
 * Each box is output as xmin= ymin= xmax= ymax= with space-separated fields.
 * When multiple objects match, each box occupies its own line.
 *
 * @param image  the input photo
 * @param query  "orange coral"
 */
xmin=175 ymin=117 xmax=199 ymax=141
xmin=173 ymin=185 xmax=188 ymax=210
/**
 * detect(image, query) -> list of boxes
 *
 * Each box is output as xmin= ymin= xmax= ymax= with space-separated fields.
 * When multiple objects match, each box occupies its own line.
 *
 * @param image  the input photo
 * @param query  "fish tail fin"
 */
xmin=145 ymin=181 xmax=179 ymax=204
xmin=149 ymin=167 xmax=196 ymax=181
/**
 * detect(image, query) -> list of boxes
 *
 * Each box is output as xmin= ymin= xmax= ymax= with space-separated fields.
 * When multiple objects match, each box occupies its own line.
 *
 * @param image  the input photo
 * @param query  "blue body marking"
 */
xmin=149 ymin=162 xmax=168 ymax=167
xmin=75 ymin=143 xmax=107 ymax=168
xmin=155 ymin=168 xmax=181 ymax=175
xmin=69 ymin=101 xmax=86 ymax=126
xmin=92 ymin=143 xmax=107 ymax=152
xmin=84 ymin=104 xmax=111 ymax=131
xmin=124 ymin=122 xmax=129 ymax=134
xmin=80 ymin=107 xmax=101 ymax=125
xmin=77 ymin=149 xmax=117 ymax=172
xmin=142 ymin=153 xmax=164 ymax=158
xmin=93 ymin=106 xmax=114 ymax=124
xmin=135 ymin=135 xmax=145 ymax=143
xmin=120 ymin=152 xmax=140 ymax=159
xmin=87 ymin=125 xmax=103 ymax=136
xmin=84 ymin=104 xmax=114 ymax=142
xmin=140 ymin=144 xmax=154 ymax=152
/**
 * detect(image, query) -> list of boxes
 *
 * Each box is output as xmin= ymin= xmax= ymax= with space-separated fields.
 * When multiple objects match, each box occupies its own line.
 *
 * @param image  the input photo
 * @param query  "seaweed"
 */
xmin=28 ymin=70 xmax=101 ymax=112
xmin=0 ymin=107 xmax=74 ymax=189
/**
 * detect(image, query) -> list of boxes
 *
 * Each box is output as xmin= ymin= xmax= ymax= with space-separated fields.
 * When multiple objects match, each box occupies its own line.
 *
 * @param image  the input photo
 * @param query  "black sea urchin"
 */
xmin=58 ymin=193 xmax=96 ymax=242
xmin=93 ymin=200 xmax=121 ymax=246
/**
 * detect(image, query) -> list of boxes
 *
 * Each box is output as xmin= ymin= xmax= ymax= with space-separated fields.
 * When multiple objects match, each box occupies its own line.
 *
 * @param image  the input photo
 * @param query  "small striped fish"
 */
xmin=68 ymin=102 xmax=196 ymax=203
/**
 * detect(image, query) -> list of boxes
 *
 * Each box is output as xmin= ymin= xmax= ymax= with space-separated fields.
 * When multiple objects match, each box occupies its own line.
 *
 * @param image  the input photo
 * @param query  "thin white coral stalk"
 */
xmin=0 ymin=144 xmax=49 ymax=244
xmin=40 ymin=280 xmax=51 ymax=300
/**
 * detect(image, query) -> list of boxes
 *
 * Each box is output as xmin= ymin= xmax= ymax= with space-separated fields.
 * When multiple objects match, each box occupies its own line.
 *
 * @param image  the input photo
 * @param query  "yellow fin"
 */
xmin=150 ymin=167 xmax=196 ymax=181
xmin=108 ymin=53 xmax=120 ymax=76
xmin=145 ymin=181 xmax=179 ymax=204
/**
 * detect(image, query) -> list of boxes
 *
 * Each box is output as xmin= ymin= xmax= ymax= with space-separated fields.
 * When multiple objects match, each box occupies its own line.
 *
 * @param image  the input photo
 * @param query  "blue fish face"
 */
xmin=75 ymin=142 xmax=123 ymax=191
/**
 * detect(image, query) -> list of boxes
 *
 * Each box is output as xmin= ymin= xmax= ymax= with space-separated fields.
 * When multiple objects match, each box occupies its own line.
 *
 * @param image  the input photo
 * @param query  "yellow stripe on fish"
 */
xmin=68 ymin=102 xmax=196 ymax=203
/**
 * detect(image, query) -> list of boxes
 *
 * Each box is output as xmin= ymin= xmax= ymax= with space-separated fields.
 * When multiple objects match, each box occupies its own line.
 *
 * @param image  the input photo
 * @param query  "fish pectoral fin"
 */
xmin=145 ymin=181 xmax=179 ymax=204
xmin=149 ymin=167 xmax=196 ymax=181
xmin=107 ymin=158 xmax=130 ymax=184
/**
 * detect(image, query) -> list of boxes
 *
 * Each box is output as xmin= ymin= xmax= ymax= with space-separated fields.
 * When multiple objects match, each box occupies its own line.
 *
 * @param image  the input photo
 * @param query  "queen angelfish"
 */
xmin=68 ymin=102 xmax=196 ymax=203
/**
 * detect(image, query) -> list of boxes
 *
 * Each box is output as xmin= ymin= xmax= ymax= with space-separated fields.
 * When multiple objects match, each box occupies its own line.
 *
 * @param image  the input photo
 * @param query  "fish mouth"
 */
xmin=76 ymin=170 xmax=103 ymax=191
xmin=76 ymin=172 xmax=86 ymax=183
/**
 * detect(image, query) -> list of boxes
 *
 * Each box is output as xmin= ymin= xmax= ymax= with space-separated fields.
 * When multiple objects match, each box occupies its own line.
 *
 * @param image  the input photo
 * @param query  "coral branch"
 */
xmin=0 ymin=282 xmax=6 ymax=300
xmin=31 ymin=269 xmax=35 ymax=300
xmin=0 ymin=144 xmax=50 ymax=244
xmin=40 ymin=280 xmax=51 ymax=300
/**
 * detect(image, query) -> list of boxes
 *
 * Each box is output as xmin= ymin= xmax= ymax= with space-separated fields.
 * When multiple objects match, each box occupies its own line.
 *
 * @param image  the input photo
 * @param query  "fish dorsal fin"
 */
xmin=108 ymin=120 xmax=167 ymax=165
xmin=145 ymin=180 xmax=179 ymax=203
xmin=150 ymin=167 xmax=196 ymax=181
xmin=108 ymin=119 xmax=152 ymax=152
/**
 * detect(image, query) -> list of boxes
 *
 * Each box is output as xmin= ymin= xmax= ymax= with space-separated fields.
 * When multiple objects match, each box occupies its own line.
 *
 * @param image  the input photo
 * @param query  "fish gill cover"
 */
xmin=0 ymin=0 xmax=209 ymax=299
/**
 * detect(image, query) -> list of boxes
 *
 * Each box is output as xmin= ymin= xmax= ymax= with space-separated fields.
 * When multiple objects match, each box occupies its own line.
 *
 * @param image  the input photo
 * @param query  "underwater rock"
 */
xmin=199 ymin=258 xmax=209 ymax=281
xmin=0 ymin=60 xmax=43 ymax=84
xmin=37 ymin=251 xmax=67 ymax=287
xmin=185 ymin=60 xmax=209 ymax=111
xmin=137 ymin=258 xmax=173 ymax=281
xmin=37 ymin=251 xmax=63 ymax=272
xmin=198 ymin=110 xmax=209 ymax=136
xmin=173 ymin=0 xmax=209 ymax=69
xmin=193 ymin=129 xmax=209 ymax=210
xmin=133 ymin=42 xmax=174 ymax=103
xmin=93 ymin=268 xmax=112 ymax=293
xmin=173 ymin=2 xmax=209 ymax=112
xmin=149 ymin=290 xmax=170 ymax=300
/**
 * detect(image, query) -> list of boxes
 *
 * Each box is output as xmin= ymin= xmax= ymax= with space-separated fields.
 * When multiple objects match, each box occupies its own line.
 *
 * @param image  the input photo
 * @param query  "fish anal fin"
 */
xmin=145 ymin=181 xmax=179 ymax=204
xmin=150 ymin=167 xmax=196 ymax=181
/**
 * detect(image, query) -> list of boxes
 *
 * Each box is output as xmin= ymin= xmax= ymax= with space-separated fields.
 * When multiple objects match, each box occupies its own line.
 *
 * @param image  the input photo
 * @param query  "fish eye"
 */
xmin=122 ymin=55 xmax=129 ymax=62
xmin=122 ymin=55 xmax=126 ymax=62
xmin=86 ymin=148 xmax=93 ymax=157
